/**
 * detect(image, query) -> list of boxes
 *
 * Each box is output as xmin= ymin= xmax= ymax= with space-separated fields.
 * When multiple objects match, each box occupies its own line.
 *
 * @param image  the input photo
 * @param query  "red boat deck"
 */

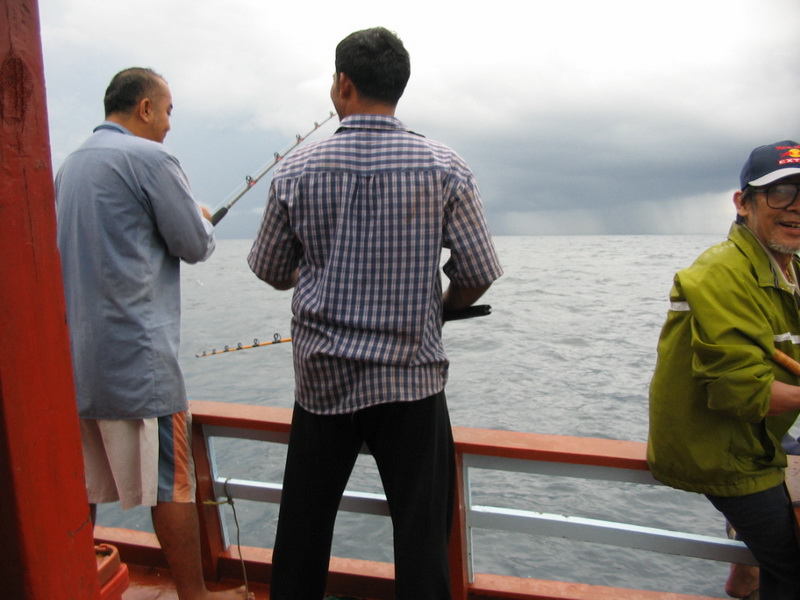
xmin=116 ymin=558 xmax=729 ymax=600
xmin=123 ymin=564 xmax=270 ymax=600
xmin=118 ymin=567 xmax=720 ymax=600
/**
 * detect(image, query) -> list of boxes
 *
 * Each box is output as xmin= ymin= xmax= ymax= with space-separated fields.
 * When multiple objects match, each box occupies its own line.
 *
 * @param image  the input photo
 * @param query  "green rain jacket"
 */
xmin=647 ymin=222 xmax=800 ymax=497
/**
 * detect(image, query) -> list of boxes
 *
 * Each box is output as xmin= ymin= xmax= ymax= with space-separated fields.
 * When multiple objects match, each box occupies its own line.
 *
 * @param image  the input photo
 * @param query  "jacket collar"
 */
xmin=729 ymin=221 xmax=800 ymax=291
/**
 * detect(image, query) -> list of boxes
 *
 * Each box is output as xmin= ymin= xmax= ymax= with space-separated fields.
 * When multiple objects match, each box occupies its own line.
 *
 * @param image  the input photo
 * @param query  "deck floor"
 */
xmin=118 ymin=562 xmax=724 ymax=600
xmin=123 ymin=564 xmax=271 ymax=600
xmin=122 ymin=566 xmax=372 ymax=600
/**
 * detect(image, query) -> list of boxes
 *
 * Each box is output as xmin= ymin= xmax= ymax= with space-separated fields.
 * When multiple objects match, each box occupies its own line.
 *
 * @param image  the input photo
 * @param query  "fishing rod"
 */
xmin=196 ymin=333 xmax=291 ymax=358
xmin=772 ymin=349 xmax=800 ymax=377
xmin=195 ymin=306 xmax=492 ymax=358
xmin=210 ymin=111 xmax=337 ymax=225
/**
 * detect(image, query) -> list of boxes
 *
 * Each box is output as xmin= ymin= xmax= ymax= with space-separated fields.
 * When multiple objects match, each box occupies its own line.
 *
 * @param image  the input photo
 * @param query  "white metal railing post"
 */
xmin=463 ymin=458 xmax=475 ymax=583
xmin=204 ymin=434 xmax=231 ymax=549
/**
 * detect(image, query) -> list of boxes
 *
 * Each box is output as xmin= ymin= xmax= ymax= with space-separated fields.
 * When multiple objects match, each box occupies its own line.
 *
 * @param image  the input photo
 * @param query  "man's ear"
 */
xmin=136 ymin=97 xmax=153 ymax=123
xmin=733 ymin=189 xmax=750 ymax=221
xmin=337 ymin=73 xmax=355 ymax=100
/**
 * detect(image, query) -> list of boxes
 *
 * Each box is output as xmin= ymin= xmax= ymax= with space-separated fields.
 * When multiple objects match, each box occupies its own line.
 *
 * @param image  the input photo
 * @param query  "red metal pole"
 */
xmin=0 ymin=1 xmax=100 ymax=598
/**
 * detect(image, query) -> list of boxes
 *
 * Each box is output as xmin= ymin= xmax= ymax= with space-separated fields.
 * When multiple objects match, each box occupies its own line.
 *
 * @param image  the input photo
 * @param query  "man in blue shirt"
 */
xmin=249 ymin=27 xmax=503 ymax=600
xmin=57 ymin=67 xmax=250 ymax=600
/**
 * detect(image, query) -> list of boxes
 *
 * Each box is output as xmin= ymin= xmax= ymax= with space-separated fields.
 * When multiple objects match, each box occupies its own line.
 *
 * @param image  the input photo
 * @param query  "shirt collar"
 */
xmin=335 ymin=114 xmax=407 ymax=134
xmin=93 ymin=121 xmax=133 ymax=136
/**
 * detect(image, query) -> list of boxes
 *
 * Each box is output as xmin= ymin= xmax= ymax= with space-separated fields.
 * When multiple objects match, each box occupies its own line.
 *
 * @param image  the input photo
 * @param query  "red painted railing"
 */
xmin=94 ymin=399 xmax=782 ymax=600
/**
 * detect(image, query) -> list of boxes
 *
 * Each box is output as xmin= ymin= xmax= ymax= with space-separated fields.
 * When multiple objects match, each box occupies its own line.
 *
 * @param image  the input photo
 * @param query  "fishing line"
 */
xmin=203 ymin=478 xmax=249 ymax=597
xmin=210 ymin=111 xmax=337 ymax=225
xmin=194 ymin=306 xmax=492 ymax=358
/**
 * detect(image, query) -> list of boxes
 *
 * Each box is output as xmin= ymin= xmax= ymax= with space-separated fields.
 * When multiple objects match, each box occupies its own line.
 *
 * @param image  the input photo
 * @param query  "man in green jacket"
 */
xmin=648 ymin=140 xmax=800 ymax=599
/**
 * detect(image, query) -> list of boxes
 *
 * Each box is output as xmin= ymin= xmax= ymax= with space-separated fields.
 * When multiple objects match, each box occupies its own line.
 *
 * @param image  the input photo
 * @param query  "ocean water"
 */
xmin=100 ymin=234 xmax=798 ymax=598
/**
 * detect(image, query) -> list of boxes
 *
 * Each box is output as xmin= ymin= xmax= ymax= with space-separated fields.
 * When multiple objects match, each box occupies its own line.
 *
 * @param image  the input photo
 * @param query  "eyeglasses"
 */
xmin=749 ymin=183 xmax=800 ymax=210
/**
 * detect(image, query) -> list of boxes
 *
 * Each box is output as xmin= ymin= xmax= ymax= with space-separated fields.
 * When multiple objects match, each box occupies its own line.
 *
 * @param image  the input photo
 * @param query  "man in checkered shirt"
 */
xmin=248 ymin=27 xmax=503 ymax=600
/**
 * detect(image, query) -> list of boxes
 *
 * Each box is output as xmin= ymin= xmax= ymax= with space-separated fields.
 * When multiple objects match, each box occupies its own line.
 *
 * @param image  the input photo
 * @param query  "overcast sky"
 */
xmin=39 ymin=0 xmax=800 ymax=238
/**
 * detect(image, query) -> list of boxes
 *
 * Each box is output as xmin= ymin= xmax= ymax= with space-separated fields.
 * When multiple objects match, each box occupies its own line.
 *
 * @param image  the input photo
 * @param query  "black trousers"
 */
xmin=707 ymin=484 xmax=800 ymax=600
xmin=269 ymin=391 xmax=455 ymax=600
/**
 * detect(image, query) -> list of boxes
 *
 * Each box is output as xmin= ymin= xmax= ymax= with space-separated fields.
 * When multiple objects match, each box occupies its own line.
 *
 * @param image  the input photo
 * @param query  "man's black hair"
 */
xmin=335 ymin=27 xmax=410 ymax=105
xmin=103 ymin=67 xmax=165 ymax=117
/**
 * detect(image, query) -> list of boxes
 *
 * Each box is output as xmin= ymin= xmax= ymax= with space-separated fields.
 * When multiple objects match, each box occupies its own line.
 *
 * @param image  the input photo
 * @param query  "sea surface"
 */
xmin=99 ymin=234 xmax=800 ymax=598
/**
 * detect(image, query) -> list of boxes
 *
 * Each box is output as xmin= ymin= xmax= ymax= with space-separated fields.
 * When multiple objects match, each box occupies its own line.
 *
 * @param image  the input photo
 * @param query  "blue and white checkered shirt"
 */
xmin=248 ymin=114 xmax=502 ymax=414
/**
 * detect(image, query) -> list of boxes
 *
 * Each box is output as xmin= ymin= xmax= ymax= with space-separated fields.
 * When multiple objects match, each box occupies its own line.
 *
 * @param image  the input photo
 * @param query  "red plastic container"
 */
xmin=96 ymin=544 xmax=130 ymax=600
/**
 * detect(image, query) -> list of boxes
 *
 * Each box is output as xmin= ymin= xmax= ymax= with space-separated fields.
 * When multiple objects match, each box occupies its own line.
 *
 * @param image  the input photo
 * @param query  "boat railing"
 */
xmin=97 ymin=400 xmax=800 ymax=599
xmin=459 ymin=452 xmax=755 ymax=576
xmin=201 ymin=415 xmax=757 ymax=559
xmin=196 ymin=400 xmax=757 ymax=598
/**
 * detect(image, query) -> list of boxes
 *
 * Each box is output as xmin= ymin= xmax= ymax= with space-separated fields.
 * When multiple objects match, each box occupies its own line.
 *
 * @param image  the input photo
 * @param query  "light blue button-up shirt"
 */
xmin=56 ymin=122 xmax=215 ymax=419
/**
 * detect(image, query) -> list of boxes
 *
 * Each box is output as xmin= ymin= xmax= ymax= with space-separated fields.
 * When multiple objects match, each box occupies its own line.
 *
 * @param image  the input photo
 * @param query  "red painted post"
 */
xmin=0 ymin=1 xmax=100 ymax=598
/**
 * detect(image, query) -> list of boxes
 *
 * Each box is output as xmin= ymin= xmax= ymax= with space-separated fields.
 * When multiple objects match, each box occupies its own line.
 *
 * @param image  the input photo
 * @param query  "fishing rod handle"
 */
xmin=210 ymin=206 xmax=228 ymax=226
xmin=443 ymin=304 xmax=491 ymax=322
xmin=773 ymin=349 xmax=800 ymax=377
